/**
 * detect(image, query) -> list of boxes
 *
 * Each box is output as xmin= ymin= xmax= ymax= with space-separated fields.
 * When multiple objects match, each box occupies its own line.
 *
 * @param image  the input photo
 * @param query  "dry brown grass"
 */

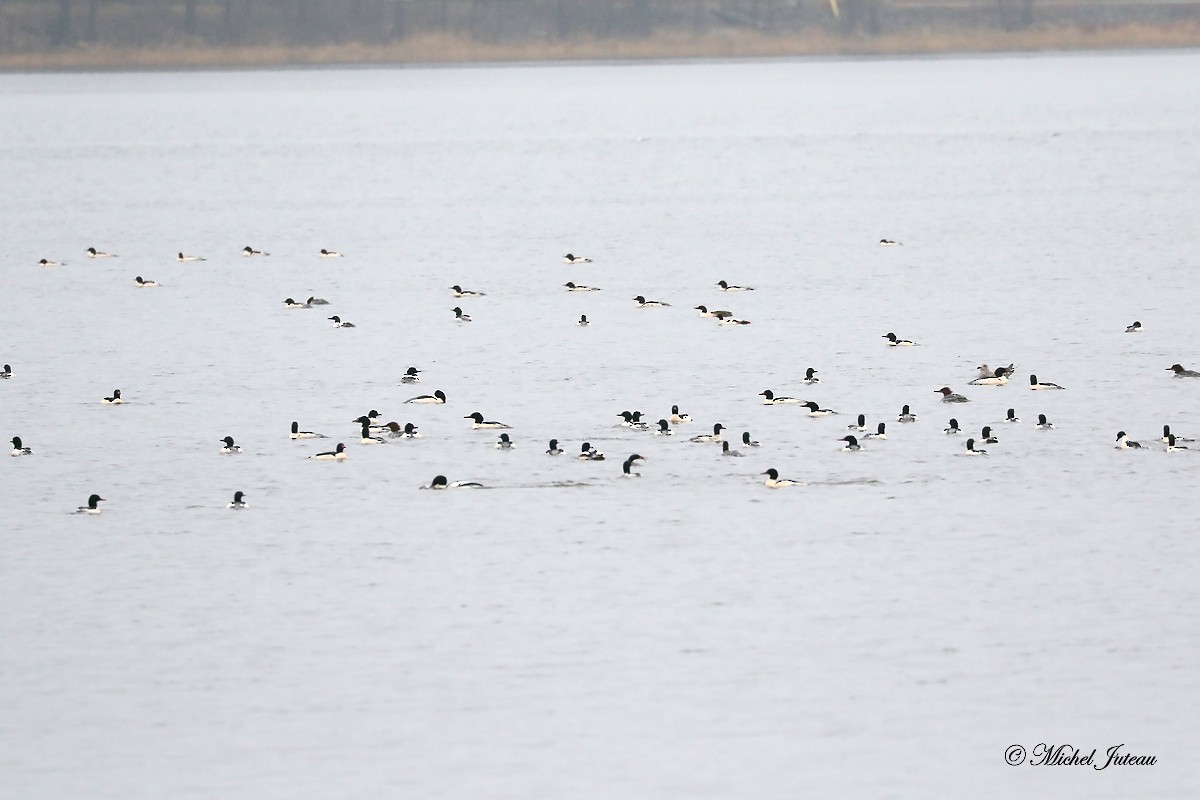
xmin=2 ymin=23 xmax=1199 ymax=71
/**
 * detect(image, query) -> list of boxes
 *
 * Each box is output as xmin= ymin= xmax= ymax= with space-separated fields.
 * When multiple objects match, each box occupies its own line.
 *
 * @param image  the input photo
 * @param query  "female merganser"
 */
xmin=1036 ymin=414 xmax=1054 ymax=430
xmin=546 ymin=439 xmax=564 ymax=455
xmin=654 ymin=419 xmax=673 ymax=435
xmin=329 ymin=315 xmax=356 ymax=328
xmin=1125 ymin=321 xmax=1142 ymax=333
xmin=690 ymin=423 xmax=725 ymax=443
xmin=74 ymin=494 xmax=105 ymax=514
xmin=283 ymin=298 xmax=310 ymax=308
xmin=1005 ymin=408 xmax=1020 ymax=423
xmin=102 ymin=389 xmax=124 ymax=405
xmin=307 ymin=296 xmax=330 ymax=305
xmin=670 ymin=405 xmax=691 ymax=424
xmin=759 ymin=389 xmax=800 ymax=405
xmin=742 ymin=431 xmax=761 ymax=447
xmin=0 ymin=364 xmax=10 ymax=379
xmin=964 ymin=438 xmax=987 ymax=455
xmin=879 ymin=238 xmax=901 ymax=246
xmin=319 ymin=249 xmax=343 ymax=258
xmin=451 ymin=285 xmax=485 ymax=297
xmin=359 ymin=422 xmax=387 ymax=445
xmin=220 ymin=436 xmax=242 ymax=454
xmin=577 ymin=315 xmax=590 ymax=326
xmin=1166 ymin=434 xmax=1190 ymax=452
xmin=839 ymin=435 xmax=861 ymax=452
xmin=579 ymin=442 xmax=605 ymax=461
xmin=716 ymin=280 xmax=754 ymax=291
xmin=634 ymin=296 xmax=670 ymax=308
xmin=10 ymin=436 xmax=32 ymax=456
xmin=177 ymin=252 xmax=205 ymax=262
xmin=227 ymin=491 xmax=248 ymax=509
xmin=945 ymin=418 xmax=961 ymax=434
xmin=242 ymin=245 xmax=269 ymax=256
xmin=897 ymin=405 xmax=918 ymax=423
xmin=937 ymin=387 xmax=969 ymax=403
xmin=1167 ymin=363 xmax=1200 ymax=378
xmin=717 ymin=316 xmax=752 ymax=326
xmin=400 ymin=367 xmax=421 ymax=383
xmin=563 ymin=253 xmax=592 ymax=264
xmin=1029 ymin=374 xmax=1066 ymax=389
xmin=291 ymin=421 xmax=326 ymax=439
xmin=865 ymin=423 xmax=887 ymax=440
xmin=405 ymin=389 xmax=446 ymax=404
xmin=802 ymin=401 xmax=836 ymax=417
xmin=564 ymin=282 xmax=600 ymax=291
xmin=883 ymin=332 xmax=917 ymax=346
xmin=86 ymin=247 xmax=116 ymax=258
xmin=1115 ymin=431 xmax=1142 ymax=449
xmin=803 ymin=368 xmax=820 ymax=384
xmin=429 ymin=475 xmax=484 ymax=489
xmin=381 ymin=422 xmax=420 ymax=439
xmin=762 ymin=468 xmax=803 ymax=488
xmin=694 ymin=306 xmax=733 ymax=319
xmin=495 ymin=433 xmax=515 ymax=450
xmin=969 ymin=367 xmax=1009 ymax=386
xmin=622 ymin=454 xmax=645 ymax=476
xmin=309 ymin=443 xmax=347 ymax=460
xmin=720 ymin=441 xmax=744 ymax=457
xmin=1160 ymin=426 xmax=1195 ymax=444
xmin=465 ymin=412 xmax=511 ymax=429
xmin=847 ymin=414 xmax=867 ymax=432
xmin=134 ymin=276 xmax=159 ymax=288
xmin=980 ymin=426 xmax=999 ymax=444
xmin=452 ymin=307 xmax=472 ymax=322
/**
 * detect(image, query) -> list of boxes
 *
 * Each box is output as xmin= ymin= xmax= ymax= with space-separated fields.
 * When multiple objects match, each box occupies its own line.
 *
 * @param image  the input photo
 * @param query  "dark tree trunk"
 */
xmin=222 ymin=0 xmax=234 ymax=39
xmin=51 ymin=0 xmax=72 ymax=46
xmin=84 ymin=0 xmax=99 ymax=40
xmin=184 ymin=0 xmax=197 ymax=34
xmin=390 ymin=0 xmax=407 ymax=40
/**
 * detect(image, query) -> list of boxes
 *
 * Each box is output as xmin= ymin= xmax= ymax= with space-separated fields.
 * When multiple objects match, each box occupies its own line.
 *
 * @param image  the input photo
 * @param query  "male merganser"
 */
xmin=495 ymin=433 xmax=515 ymax=450
xmin=309 ymin=443 xmax=347 ymax=460
xmin=1167 ymin=363 xmax=1200 ymax=378
xmin=718 ymin=316 xmax=752 ymax=326
xmin=883 ymin=332 xmax=917 ymax=346
xmin=38 ymin=258 xmax=62 ymax=267
xmin=329 ymin=315 xmax=356 ymax=328
xmin=1166 ymin=434 xmax=1190 ymax=452
xmin=428 ymin=475 xmax=484 ymax=489
xmin=1160 ymin=425 xmax=1195 ymax=444
xmin=1125 ymin=321 xmax=1142 ymax=333
xmin=1115 ymin=431 xmax=1142 ymax=449
xmin=579 ymin=442 xmax=605 ymax=461
xmin=451 ymin=285 xmax=485 ymax=297
xmin=242 ymin=245 xmax=269 ymax=256
xmin=762 ymin=468 xmax=803 ymax=488
xmin=694 ymin=306 xmax=732 ymax=319
xmin=1005 ymin=408 xmax=1020 ymax=423
xmin=716 ymin=280 xmax=754 ymax=291
xmin=897 ymin=405 xmax=918 ymax=423
xmin=102 ymin=389 xmax=124 ymax=405
xmin=283 ymin=298 xmax=310 ymax=308
xmin=879 ymin=239 xmax=901 ymax=246
xmin=177 ymin=252 xmax=205 ymax=262
xmin=689 ymin=423 xmax=725 ymax=443
xmin=220 ymin=436 xmax=242 ymax=454
xmin=359 ymin=422 xmax=386 ymax=445
xmin=86 ymin=247 xmax=116 ymax=258
xmin=937 ymin=387 xmax=969 ymax=403
xmin=1029 ymin=374 xmax=1065 ymax=390
xmin=227 ymin=491 xmax=248 ymax=509
xmin=563 ymin=253 xmax=593 ymax=264
xmin=381 ymin=422 xmax=420 ymax=439
xmin=964 ymin=438 xmax=987 ymax=455
xmin=802 ymin=401 xmax=837 ymax=417
xmin=969 ymin=367 xmax=1010 ymax=386
xmin=291 ymin=421 xmax=326 ymax=439
xmin=654 ymin=419 xmax=673 ymax=435
xmin=465 ymin=412 xmax=511 ymax=429
xmin=577 ymin=315 xmax=590 ymax=326
xmin=742 ymin=431 xmax=761 ymax=447
xmin=720 ymin=441 xmax=744 ymax=456
xmin=10 ymin=436 xmax=32 ymax=456
xmin=134 ymin=276 xmax=159 ymax=288
xmin=670 ymin=405 xmax=691 ymax=424
xmin=803 ymin=368 xmax=820 ymax=384
xmin=452 ymin=307 xmax=472 ymax=322
xmin=865 ymin=423 xmax=887 ymax=440
xmin=980 ymin=426 xmax=999 ymax=444
xmin=306 ymin=296 xmax=330 ymax=305
xmin=839 ymin=435 xmax=861 ymax=452
xmin=564 ymin=282 xmax=600 ymax=291
xmin=405 ymin=389 xmax=446 ymax=404
xmin=319 ymin=249 xmax=343 ymax=258
xmin=354 ymin=411 xmax=384 ymax=429
xmin=0 ymin=364 xmax=10 ymax=379
xmin=848 ymin=414 xmax=867 ymax=432
xmin=617 ymin=411 xmax=648 ymax=430
xmin=622 ymin=454 xmax=645 ymax=476
xmin=634 ymin=296 xmax=671 ymax=308
xmin=759 ymin=389 xmax=800 ymax=405
xmin=1036 ymin=414 xmax=1054 ymax=430
xmin=546 ymin=439 xmax=564 ymax=455
xmin=400 ymin=367 xmax=421 ymax=383
xmin=74 ymin=494 xmax=105 ymax=514
xmin=945 ymin=418 xmax=961 ymax=434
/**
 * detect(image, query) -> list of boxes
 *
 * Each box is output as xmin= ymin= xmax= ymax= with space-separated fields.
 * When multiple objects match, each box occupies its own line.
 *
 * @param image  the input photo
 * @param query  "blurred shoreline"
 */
xmin=3 ymin=23 xmax=1198 ymax=72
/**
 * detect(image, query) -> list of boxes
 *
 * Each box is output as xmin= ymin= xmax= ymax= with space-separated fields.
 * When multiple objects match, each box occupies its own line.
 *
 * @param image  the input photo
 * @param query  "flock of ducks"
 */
xmin=13 ymin=244 xmax=1200 ymax=509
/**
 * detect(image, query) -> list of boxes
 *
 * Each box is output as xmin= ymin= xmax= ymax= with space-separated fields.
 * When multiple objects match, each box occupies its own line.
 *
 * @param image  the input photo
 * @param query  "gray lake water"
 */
xmin=2 ymin=52 xmax=1198 ymax=798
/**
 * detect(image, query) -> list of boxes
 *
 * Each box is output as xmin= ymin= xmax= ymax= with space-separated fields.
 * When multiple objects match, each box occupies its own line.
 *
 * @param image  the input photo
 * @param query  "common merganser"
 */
xmin=694 ymin=306 xmax=733 ymax=319
xmin=354 ymin=411 xmax=384 ymax=429
xmin=689 ymin=423 xmax=724 ymax=443
xmin=945 ymin=418 xmax=961 ymax=434
xmin=306 ymin=296 xmax=330 ymax=306
xmin=579 ymin=442 xmax=605 ymax=461
xmin=1029 ymin=374 xmax=1066 ymax=390
xmin=762 ymin=468 xmax=803 ymax=488
xmin=716 ymin=280 xmax=754 ymax=291
xmin=0 ymin=364 xmax=10 ymax=379
xmin=1161 ymin=425 xmax=1195 ymax=444
xmin=897 ymin=405 xmax=918 ymax=423
xmin=654 ymin=419 xmax=673 ymax=435
xmin=429 ymin=475 xmax=484 ymax=489
xmin=803 ymin=368 xmax=820 ymax=384
xmin=381 ymin=422 xmax=420 ymax=439
xmin=1005 ymin=408 xmax=1020 ymax=423
xmin=1115 ymin=431 xmax=1142 ymax=449
xmin=319 ymin=249 xmax=343 ymax=258
xmin=400 ymin=367 xmax=421 ymax=383
xmin=563 ymin=253 xmax=593 ymax=264
xmin=848 ymin=414 xmax=867 ymax=432
xmin=546 ymin=439 xmax=564 ymax=455
xmin=176 ymin=252 xmax=205 ymax=262
xmin=742 ymin=431 xmax=761 ymax=447
xmin=227 ymin=491 xmax=248 ymax=509
xmin=283 ymin=298 xmax=310 ymax=308
xmin=86 ymin=247 xmax=116 ymax=258
xmin=717 ymin=316 xmax=752 ymax=326
xmin=883 ymin=332 xmax=917 ymax=346
xmin=74 ymin=494 xmax=105 ymax=514
xmin=617 ymin=411 xmax=648 ymax=430
xmin=405 ymin=389 xmax=446 ymax=404
xmin=465 ymin=411 xmax=511 ymax=429
xmin=220 ymin=436 xmax=242 ymax=454
xmin=1166 ymin=434 xmax=1190 ymax=452
xmin=759 ymin=389 xmax=800 ymax=405
xmin=359 ymin=422 xmax=386 ymax=445
xmin=670 ymin=405 xmax=691 ymax=424
xmin=839 ymin=435 xmax=861 ymax=452
xmin=495 ymin=433 xmax=515 ymax=450
xmin=309 ymin=443 xmax=347 ymax=460
xmin=879 ymin=239 xmax=901 ymax=246
xmin=622 ymin=454 xmax=644 ymax=476
xmin=634 ymin=296 xmax=670 ymax=308
xmin=291 ymin=421 xmax=326 ymax=439
xmin=720 ymin=441 xmax=743 ymax=457
xmin=102 ymin=389 xmax=124 ymax=405
xmin=802 ymin=401 xmax=836 ymax=417
xmin=134 ymin=276 xmax=159 ymax=287
xmin=1036 ymin=414 xmax=1054 ymax=430
xmin=38 ymin=258 xmax=64 ymax=267
xmin=1167 ymin=363 xmax=1200 ymax=378
xmin=564 ymin=282 xmax=600 ymax=291
xmin=577 ymin=315 xmax=590 ymax=326
xmin=969 ymin=367 xmax=1010 ymax=386
xmin=1125 ymin=321 xmax=1142 ymax=333
xmin=937 ymin=387 xmax=969 ymax=403
xmin=976 ymin=363 xmax=1016 ymax=380
xmin=242 ymin=245 xmax=269 ymax=256
xmin=10 ymin=436 xmax=32 ymax=456
xmin=329 ymin=315 xmax=355 ymax=328
xmin=964 ymin=438 xmax=987 ymax=455
xmin=980 ymin=426 xmax=998 ymax=444
xmin=865 ymin=423 xmax=887 ymax=440
xmin=451 ymin=285 xmax=485 ymax=297
xmin=452 ymin=307 xmax=472 ymax=322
